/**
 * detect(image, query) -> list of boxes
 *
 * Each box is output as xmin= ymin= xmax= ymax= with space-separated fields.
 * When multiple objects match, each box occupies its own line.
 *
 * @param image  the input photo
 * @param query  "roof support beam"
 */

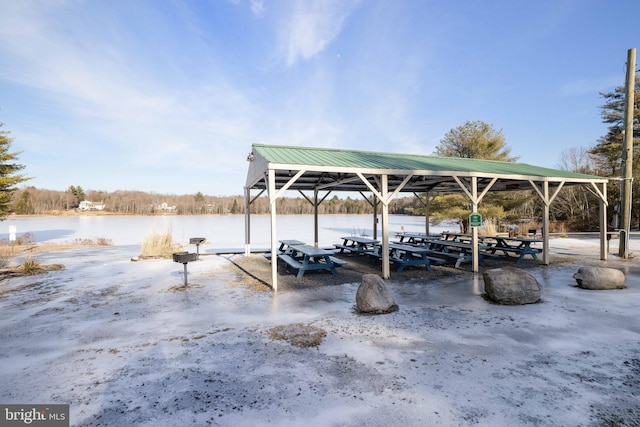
xmin=529 ymin=180 xmax=565 ymax=206
xmin=273 ymin=169 xmax=306 ymax=199
xmin=316 ymin=175 xmax=361 ymax=191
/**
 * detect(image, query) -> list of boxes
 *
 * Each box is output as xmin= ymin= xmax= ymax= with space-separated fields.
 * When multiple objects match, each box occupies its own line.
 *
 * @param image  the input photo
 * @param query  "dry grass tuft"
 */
xmin=479 ymin=219 xmax=498 ymax=236
xmin=10 ymin=256 xmax=64 ymax=275
xmin=0 ymin=246 xmax=14 ymax=268
xmin=140 ymin=227 xmax=181 ymax=258
xmin=268 ymin=323 xmax=327 ymax=348
xmin=71 ymin=237 xmax=113 ymax=246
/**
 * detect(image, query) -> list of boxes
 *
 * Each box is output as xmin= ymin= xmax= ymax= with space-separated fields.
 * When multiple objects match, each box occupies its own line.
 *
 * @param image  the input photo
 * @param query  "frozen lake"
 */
xmin=1 ymin=214 xmax=458 ymax=249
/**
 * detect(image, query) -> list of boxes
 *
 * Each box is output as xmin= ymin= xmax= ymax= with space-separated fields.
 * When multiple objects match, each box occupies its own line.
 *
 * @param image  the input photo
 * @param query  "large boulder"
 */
xmin=483 ymin=267 xmax=542 ymax=305
xmin=573 ymin=266 xmax=625 ymax=290
xmin=356 ymin=274 xmax=399 ymax=314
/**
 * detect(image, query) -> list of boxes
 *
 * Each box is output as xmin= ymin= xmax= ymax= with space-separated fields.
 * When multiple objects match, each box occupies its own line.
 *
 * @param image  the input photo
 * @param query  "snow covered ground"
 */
xmin=1 ymin=237 xmax=639 ymax=426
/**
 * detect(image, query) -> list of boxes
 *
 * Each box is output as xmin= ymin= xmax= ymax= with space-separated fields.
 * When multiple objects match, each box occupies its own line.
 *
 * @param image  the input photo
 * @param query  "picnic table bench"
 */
xmin=371 ymin=243 xmax=446 ymax=272
xmin=422 ymin=238 xmax=488 ymax=268
xmin=484 ymin=236 xmax=542 ymax=263
xmin=263 ymin=239 xmax=306 ymax=260
xmin=278 ymin=244 xmax=345 ymax=278
xmin=395 ymin=232 xmax=431 ymax=245
xmin=335 ymin=236 xmax=379 ymax=256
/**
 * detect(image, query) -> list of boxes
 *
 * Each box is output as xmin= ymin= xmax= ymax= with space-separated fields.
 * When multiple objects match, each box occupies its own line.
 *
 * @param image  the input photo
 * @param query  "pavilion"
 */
xmin=244 ymin=144 xmax=610 ymax=290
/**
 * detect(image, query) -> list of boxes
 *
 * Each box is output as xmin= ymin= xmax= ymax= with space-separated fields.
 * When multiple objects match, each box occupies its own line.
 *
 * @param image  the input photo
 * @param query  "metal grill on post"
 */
xmin=173 ymin=252 xmax=198 ymax=287
xmin=189 ymin=237 xmax=206 ymax=259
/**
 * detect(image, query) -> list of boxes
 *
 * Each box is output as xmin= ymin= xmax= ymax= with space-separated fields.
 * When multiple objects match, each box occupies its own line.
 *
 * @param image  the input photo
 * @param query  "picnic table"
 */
xmin=278 ymin=244 xmax=345 ymax=278
xmin=335 ymin=236 xmax=379 ymax=256
xmin=441 ymin=232 xmax=494 ymax=244
xmin=422 ymin=238 xmax=489 ymax=268
xmin=441 ymin=232 xmax=470 ymax=241
xmin=395 ymin=232 xmax=431 ymax=245
xmin=484 ymin=236 xmax=543 ymax=263
xmin=371 ymin=242 xmax=445 ymax=272
xmin=278 ymin=239 xmax=306 ymax=254
xmin=263 ymin=239 xmax=306 ymax=260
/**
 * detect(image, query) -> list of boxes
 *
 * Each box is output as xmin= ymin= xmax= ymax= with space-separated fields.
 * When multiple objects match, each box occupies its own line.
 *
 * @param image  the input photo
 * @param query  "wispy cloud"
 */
xmin=276 ymin=0 xmax=361 ymax=67
xmin=250 ymin=0 xmax=265 ymax=16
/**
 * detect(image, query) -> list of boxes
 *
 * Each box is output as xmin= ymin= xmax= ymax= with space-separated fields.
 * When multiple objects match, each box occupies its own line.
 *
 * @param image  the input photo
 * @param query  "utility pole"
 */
xmin=619 ymin=47 xmax=636 ymax=259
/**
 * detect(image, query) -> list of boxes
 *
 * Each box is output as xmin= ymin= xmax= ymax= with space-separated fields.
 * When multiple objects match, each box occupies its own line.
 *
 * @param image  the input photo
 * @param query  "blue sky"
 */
xmin=0 ymin=1 xmax=637 ymax=196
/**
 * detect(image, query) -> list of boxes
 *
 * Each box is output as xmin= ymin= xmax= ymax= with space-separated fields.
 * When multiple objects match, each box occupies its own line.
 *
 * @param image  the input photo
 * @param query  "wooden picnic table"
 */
xmin=484 ymin=236 xmax=543 ymax=263
xmin=384 ymin=243 xmax=446 ymax=272
xmin=335 ymin=236 xmax=379 ymax=256
xmin=422 ymin=238 xmax=489 ymax=268
xmin=395 ymin=232 xmax=431 ymax=245
xmin=441 ymin=232 xmax=470 ymax=241
xmin=441 ymin=232 xmax=494 ymax=244
xmin=278 ymin=244 xmax=345 ymax=278
xmin=278 ymin=239 xmax=306 ymax=254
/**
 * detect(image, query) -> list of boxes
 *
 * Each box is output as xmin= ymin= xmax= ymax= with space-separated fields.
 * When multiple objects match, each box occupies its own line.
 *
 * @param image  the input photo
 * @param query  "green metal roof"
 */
xmin=253 ymin=144 xmax=604 ymax=179
xmin=246 ymin=144 xmax=608 ymax=194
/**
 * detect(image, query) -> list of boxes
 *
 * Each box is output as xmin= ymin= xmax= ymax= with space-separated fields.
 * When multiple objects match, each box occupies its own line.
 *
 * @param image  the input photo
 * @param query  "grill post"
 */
xmin=173 ymin=252 xmax=198 ymax=287
xmin=189 ymin=237 xmax=206 ymax=259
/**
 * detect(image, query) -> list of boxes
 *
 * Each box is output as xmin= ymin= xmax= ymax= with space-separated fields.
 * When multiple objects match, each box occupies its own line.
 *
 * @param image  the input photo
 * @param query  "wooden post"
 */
xmin=244 ymin=187 xmax=251 ymax=256
xmin=619 ymin=47 xmax=636 ymax=259
xmin=471 ymin=177 xmax=479 ymax=273
xmin=314 ymin=189 xmax=319 ymax=247
xmin=425 ymin=192 xmax=430 ymax=236
xmin=373 ymin=196 xmax=378 ymax=240
xmin=381 ymin=175 xmax=390 ymax=279
xmin=269 ymin=169 xmax=278 ymax=291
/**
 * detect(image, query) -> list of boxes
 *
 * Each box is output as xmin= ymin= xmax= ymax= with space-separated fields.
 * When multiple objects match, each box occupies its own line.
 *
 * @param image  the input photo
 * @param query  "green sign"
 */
xmin=469 ymin=212 xmax=482 ymax=227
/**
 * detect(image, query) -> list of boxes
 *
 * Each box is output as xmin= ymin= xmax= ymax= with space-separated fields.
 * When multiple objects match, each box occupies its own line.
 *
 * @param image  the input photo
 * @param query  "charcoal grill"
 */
xmin=173 ymin=252 xmax=198 ymax=286
xmin=189 ymin=237 xmax=206 ymax=258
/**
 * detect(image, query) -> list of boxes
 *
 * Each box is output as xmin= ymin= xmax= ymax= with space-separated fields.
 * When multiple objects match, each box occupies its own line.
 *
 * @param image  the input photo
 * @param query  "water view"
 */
xmin=2 ymin=214 xmax=457 ymax=249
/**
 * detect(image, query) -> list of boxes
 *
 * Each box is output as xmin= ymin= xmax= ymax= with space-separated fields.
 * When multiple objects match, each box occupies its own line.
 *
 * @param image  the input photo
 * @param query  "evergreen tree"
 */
xmin=0 ymin=121 xmax=29 ymax=219
xmin=589 ymin=75 xmax=640 ymax=228
xmin=67 ymin=185 xmax=86 ymax=208
xmin=435 ymin=120 xmax=519 ymax=161
xmin=430 ymin=120 xmax=522 ymax=232
xmin=589 ymin=75 xmax=639 ymax=176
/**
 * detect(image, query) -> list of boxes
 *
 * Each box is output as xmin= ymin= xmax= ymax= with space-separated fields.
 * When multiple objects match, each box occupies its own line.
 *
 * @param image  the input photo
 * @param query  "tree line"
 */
xmin=11 ymin=186 xmax=423 ymax=216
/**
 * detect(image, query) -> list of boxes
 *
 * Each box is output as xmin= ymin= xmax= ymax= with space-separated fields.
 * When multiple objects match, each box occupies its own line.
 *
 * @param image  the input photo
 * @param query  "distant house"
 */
xmin=79 ymin=200 xmax=105 ymax=211
xmin=157 ymin=202 xmax=176 ymax=212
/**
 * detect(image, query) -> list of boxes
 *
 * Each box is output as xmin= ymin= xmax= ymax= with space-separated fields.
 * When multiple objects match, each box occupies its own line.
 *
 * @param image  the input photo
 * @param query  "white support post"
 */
xmin=244 ymin=187 xmax=251 ymax=256
xmin=542 ymin=181 xmax=550 ymax=265
xmin=381 ymin=175 xmax=390 ymax=279
xmin=471 ymin=177 xmax=479 ymax=273
xmin=268 ymin=169 xmax=278 ymax=291
xmin=314 ymin=189 xmax=319 ymax=247
xmin=599 ymin=183 xmax=608 ymax=260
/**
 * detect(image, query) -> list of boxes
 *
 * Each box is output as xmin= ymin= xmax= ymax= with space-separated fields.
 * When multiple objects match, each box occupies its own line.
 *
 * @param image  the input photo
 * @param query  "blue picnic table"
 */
xmin=335 ymin=236 xmax=379 ymax=256
xmin=278 ymin=244 xmax=345 ymax=278
xmin=388 ymin=243 xmax=445 ymax=272
xmin=422 ymin=238 xmax=488 ymax=268
xmin=485 ymin=236 xmax=543 ymax=263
